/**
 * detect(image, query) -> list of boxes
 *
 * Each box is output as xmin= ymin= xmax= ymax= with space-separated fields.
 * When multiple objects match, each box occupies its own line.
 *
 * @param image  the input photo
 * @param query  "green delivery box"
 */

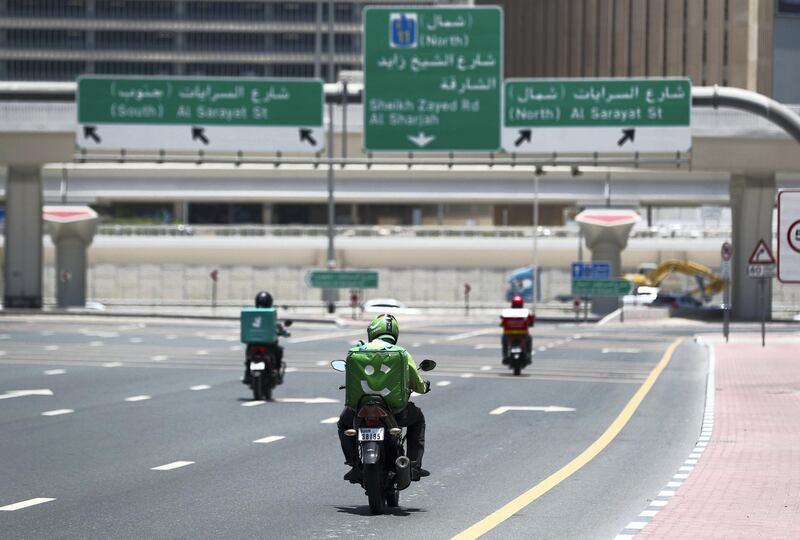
xmin=240 ymin=308 xmax=277 ymax=344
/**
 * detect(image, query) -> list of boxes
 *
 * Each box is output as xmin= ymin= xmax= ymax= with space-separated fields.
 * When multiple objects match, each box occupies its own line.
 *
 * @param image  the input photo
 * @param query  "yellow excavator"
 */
xmin=624 ymin=260 xmax=725 ymax=303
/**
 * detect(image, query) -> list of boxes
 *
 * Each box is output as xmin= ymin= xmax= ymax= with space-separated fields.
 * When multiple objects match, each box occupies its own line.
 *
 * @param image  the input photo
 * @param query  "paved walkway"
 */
xmin=637 ymin=333 xmax=800 ymax=539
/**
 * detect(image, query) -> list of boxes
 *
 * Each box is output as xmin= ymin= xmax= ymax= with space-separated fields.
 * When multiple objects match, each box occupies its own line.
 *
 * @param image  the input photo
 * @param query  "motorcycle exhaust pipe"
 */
xmin=394 ymin=456 xmax=411 ymax=491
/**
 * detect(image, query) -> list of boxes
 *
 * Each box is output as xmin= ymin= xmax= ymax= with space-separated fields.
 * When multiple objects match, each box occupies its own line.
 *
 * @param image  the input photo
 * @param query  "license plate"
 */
xmin=250 ymin=362 xmax=265 ymax=371
xmin=511 ymin=347 xmax=522 ymax=354
xmin=358 ymin=428 xmax=384 ymax=441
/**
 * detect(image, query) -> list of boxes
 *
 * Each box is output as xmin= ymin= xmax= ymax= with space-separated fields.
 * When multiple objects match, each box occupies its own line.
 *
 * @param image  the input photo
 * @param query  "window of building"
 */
xmin=6 ymin=60 xmax=84 ymax=80
xmin=6 ymin=29 xmax=86 ymax=49
xmin=7 ymin=0 xmax=86 ymax=18
xmin=271 ymin=2 xmax=317 ymax=23
xmin=94 ymin=202 xmax=175 ymax=224
xmin=184 ymin=63 xmax=265 ymax=77
xmin=185 ymin=1 xmax=266 ymax=22
xmin=271 ymin=33 xmax=316 ymax=53
xmin=270 ymin=63 xmax=315 ymax=78
xmin=95 ymin=31 xmax=174 ymax=51
xmin=185 ymin=32 xmax=265 ymax=52
xmin=95 ymin=0 xmax=175 ymax=20
xmin=188 ymin=203 xmax=263 ymax=224
xmin=778 ymin=1 xmax=800 ymax=15
xmin=95 ymin=61 xmax=173 ymax=75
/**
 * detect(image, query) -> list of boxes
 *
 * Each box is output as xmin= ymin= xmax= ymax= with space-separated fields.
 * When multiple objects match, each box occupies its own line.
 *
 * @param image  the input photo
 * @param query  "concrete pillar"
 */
xmin=730 ymin=173 xmax=775 ymax=320
xmin=45 ymin=206 xmax=99 ymax=308
xmin=262 ymin=203 xmax=274 ymax=225
xmin=3 ymin=165 xmax=43 ymax=308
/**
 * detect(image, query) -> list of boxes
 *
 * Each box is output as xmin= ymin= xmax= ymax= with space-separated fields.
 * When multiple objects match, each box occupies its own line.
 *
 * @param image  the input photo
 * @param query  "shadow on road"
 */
xmin=333 ymin=505 xmax=427 ymax=517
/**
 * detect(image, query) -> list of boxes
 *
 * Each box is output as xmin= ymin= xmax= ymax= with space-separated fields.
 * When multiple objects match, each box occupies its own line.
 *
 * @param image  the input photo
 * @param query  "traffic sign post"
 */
xmin=778 ymin=190 xmax=800 ymax=283
xmin=76 ymin=76 xmax=324 ymax=152
xmin=571 ymin=279 xmax=632 ymax=297
xmin=747 ymin=238 xmax=776 ymax=347
xmin=305 ymin=270 xmax=379 ymax=289
xmin=721 ymin=241 xmax=732 ymax=342
xmin=503 ymin=78 xmax=691 ymax=153
xmin=363 ymin=7 xmax=503 ymax=151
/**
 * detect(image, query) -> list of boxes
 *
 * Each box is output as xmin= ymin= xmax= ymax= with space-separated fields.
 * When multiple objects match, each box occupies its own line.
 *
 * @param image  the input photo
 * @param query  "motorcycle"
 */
xmin=331 ymin=358 xmax=436 ymax=515
xmin=247 ymin=320 xmax=292 ymax=401
xmin=503 ymin=334 xmax=531 ymax=376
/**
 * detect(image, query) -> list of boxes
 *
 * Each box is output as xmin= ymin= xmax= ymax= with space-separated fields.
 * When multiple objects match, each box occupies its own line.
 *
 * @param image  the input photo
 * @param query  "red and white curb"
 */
xmin=613 ymin=337 xmax=715 ymax=539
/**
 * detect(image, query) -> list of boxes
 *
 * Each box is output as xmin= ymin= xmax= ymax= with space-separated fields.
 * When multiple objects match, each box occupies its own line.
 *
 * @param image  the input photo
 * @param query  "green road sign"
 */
xmin=363 ymin=7 xmax=502 ymax=152
xmin=305 ymin=271 xmax=379 ymax=289
xmin=76 ymin=76 xmax=324 ymax=152
xmin=503 ymin=78 xmax=691 ymax=153
xmin=571 ymin=279 xmax=633 ymax=297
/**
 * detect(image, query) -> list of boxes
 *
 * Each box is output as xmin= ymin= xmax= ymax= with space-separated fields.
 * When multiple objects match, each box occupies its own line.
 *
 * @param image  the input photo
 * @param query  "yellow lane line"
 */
xmin=452 ymin=337 xmax=684 ymax=540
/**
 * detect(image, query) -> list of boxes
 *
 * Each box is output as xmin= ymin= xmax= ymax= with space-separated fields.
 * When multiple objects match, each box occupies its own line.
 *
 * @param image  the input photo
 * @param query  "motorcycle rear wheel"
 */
xmin=364 ymin=464 xmax=387 ymax=515
xmin=252 ymin=372 xmax=263 ymax=400
xmin=260 ymin=372 xmax=273 ymax=401
xmin=513 ymin=364 xmax=521 ymax=376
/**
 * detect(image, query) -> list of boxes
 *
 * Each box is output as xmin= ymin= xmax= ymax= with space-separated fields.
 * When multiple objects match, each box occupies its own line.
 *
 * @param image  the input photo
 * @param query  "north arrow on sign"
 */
xmin=84 ymin=125 xmax=101 ymax=143
xmin=299 ymin=128 xmax=317 ymax=146
xmin=489 ymin=405 xmax=575 ymax=415
xmin=192 ymin=127 xmax=209 ymax=145
xmin=617 ymin=128 xmax=635 ymax=146
xmin=408 ymin=132 xmax=436 ymax=148
xmin=0 ymin=389 xmax=54 ymax=401
xmin=514 ymin=129 xmax=532 ymax=147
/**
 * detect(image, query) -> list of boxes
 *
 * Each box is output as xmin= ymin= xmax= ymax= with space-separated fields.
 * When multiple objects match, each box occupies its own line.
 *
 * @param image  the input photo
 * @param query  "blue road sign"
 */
xmin=571 ymin=261 xmax=611 ymax=280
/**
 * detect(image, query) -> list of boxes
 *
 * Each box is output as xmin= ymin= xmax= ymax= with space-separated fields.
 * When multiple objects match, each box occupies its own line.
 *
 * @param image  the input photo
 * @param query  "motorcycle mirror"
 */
xmin=330 ymin=360 xmax=346 ymax=372
xmin=418 ymin=359 xmax=436 ymax=372
xmin=283 ymin=320 xmax=293 ymax=327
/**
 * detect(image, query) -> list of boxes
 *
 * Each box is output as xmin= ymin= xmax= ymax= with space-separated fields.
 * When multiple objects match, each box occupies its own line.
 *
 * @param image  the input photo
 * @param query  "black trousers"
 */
xmin=337 ymin=401 xmax=426 ymax=467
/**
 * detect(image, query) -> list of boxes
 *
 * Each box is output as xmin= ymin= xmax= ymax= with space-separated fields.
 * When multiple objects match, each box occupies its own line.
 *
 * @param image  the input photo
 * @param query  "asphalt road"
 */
xmin=0 ymin=314 xmax=710 ymax=539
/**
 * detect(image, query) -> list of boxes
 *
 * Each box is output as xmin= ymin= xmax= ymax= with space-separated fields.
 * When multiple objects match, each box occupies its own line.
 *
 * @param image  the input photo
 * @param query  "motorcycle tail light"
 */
xmin=357 ymin=405 xmax=388 ymax=418
xmin=365 ymin=417 xmax=380 ymax=427
xmin=253 ymin=345 xmax=267 ymax=354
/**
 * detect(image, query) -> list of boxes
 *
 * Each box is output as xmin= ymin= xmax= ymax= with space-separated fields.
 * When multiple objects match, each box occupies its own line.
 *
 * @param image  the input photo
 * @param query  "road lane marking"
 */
xmin=460 ymin=373 xmax=474 ymax=378
xmin=103 ymin=362 xmax=122 ymax=368
xmin=40 ymin=331 xmax=54 ymax=337
xmin=602 ymin=348 xmax=642 ymax=354
xmin=0 ymin=334 xmax=9 ymax=340
xmin=288 ymin=329 xmax=364 ymax=344
xmin=151 ymin=461 xmax=194 ymax=471
xmin=475 ymin=344 xmax=502 ymax=350
xmin=320 ymin=417 xmax=339 ymax=424
xmin=0 ymin=498 xmax=56 ymax=511
xmin=242 ymin=400 xmax=266 ymax=407
xmin=0 ymin=389 xmax=53 ymax=400
xmin=316 ymin=361 xmax=328 ymax=366
xmin=285 ymin=367 xmax=298 ymax=373
xmin=446 ymin=328 xmax=498 ymax=342
xmin=230 ymin=345 xmax=243 ymax=351
xmin=42 ymin=409 xmax=74 ymax=416
xmin=124 ymin=395 xmax=151 ymax=402
xmin=489 ymin=406 xmax=575 ymax=415
xmin=253 ymin=435 xmax=285 ymax=444
xmin=129 ymin=337 xmax=143 ymax=343
xmin=453 ymin=337 xmax=683 ymax=540
xmin=44 ymin=369 xmax=66 ymax=375
xmin=436 ymin=381 xmax=451 ymax=387
xmin=0 ymin=351 xmax=5 ymax=356
xmin=166 ymin=335 xmax=177 ymax=340
xmin=90 ymin=341 xmax=104 ymax=347
xmin=480 ymin=366 xmax=492 ymax=371
xmin=44 ymin=345 xmax=59 ymax=351
xmin=151 ymin=355 xmax=168 ymax=362
xmin=190 ymin=385 xmax=211 ymax=391
xmin=195 ymin=350 xmax=209 ymax=356
xmin=277 ymin=397 xmax=338 ymax=404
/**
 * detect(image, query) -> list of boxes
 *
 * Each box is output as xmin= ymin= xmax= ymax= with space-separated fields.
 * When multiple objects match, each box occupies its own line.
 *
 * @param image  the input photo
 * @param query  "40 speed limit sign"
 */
xmin=778 ymin=190 xmax=800 ymax=282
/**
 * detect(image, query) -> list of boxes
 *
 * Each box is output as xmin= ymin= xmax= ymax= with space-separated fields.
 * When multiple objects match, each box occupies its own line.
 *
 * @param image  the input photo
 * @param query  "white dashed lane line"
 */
xmin=253 ymin=435 xmax=285 ymax=444
xmin=151 ymin=461 xmax=194 ymax=471
xmin=0 ymin=498 xmax=56 ymax=511
xmin=41 ymin=409 xmax=74 ymax=416
xmin=151 ymin=355 xmax=168 ymax=362
xmin=241 ymin=400 xmax=266 ymax=407
xmin=124 ymin=395 xmax=151 ymax=402
xmin=230 ymin=345 xmax=243 ymax=352
xmin=44 ymin=369 xmax=66 ymax=375
xmin=190 ymin=385 xmax=211 ymax=391
xmin=320 ymin=417 xmax=339 ymax=424
xmin=480 ymin=366 xmax=492 ymax=371
xmin=0 ymin=351 xmax=5 ymax=357
xmin=103 ymin=362 xmax=123 ymax=368
xmin=44 ymin=345 xmax=59 ymax=351
xmin=602 ymin=348 xmax=642 ymax=354
xmin=195 ymin=350 xmax=209 ymax=356
xmin=435 ymin=381 xmax=451 ymax=387
xmin=129 ymin=338 xmax=143 ymax=344
xmin=166 ymin=335 xmax=177 ymax=340
xmin=89 ymin=341 xmax=104 ymax=347
xmin=0 ymin=334 xmax=9 ymax=340
xmin=460 ymin=373 xmax=474 ymax=378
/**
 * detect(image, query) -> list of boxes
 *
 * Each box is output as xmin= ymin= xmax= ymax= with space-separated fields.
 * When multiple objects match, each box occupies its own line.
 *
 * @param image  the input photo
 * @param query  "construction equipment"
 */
xmin=624 ymin=260 xmax=724 ymax=303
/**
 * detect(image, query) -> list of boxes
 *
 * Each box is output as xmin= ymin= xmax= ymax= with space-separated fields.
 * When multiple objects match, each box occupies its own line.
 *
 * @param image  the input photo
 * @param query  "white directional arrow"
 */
xmin=0 ymin=389 xmax=54 ymax=401
xmin=490 ymin=405 xmax=575 ymax=415
xmin=408 ymin=131 xmax=436 ymax=148
xmin=276 ymin=397 xmax=339 ymax=404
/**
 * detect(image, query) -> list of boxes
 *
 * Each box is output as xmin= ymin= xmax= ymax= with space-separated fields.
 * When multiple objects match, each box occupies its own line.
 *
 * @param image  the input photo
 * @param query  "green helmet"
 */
xmin=367 ymin=314 xmax=399 ymax=344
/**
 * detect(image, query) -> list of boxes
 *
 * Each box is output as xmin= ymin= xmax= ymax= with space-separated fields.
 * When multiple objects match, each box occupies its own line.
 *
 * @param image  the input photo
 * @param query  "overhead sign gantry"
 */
xmin=76 ymin=76 xmax=324 ymax=153
xmin=503 ymin=78 xmax=692 ymax=153
xmin=363 ymin=6 xmax=503 ymax=152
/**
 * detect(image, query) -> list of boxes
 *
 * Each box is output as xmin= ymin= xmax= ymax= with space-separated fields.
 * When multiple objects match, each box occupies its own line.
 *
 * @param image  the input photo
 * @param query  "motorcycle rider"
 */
xmin=336 ymin=313 xmax=431 ymax=483
xmin=501 ymin=295 xmax=534 ymax=360
xmin=242 ymin=291 xmax=289 ymax=384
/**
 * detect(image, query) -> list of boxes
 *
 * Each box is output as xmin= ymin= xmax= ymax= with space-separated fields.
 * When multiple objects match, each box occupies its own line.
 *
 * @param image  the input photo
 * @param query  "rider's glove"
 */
xmin=424 ymin=380 xmax=431 ymax=393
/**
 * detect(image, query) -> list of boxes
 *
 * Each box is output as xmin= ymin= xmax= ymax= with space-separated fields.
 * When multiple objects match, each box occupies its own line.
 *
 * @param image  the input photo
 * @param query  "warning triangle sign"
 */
xmin=748 ymin=239 xmax=776 ymax=264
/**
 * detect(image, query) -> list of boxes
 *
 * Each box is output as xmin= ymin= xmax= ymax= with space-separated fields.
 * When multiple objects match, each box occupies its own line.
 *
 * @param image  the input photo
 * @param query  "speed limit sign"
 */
xmin=778 ymin=190 xmax=800 ymax=282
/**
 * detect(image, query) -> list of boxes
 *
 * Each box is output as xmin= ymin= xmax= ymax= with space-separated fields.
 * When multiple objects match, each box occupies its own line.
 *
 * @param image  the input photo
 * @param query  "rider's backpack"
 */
xmin=345 ymin=340 xmax=409 ymax=414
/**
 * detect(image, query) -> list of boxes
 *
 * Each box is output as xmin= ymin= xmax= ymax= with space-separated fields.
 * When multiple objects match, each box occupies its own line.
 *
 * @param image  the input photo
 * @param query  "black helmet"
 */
xmin=255 ymin=291 xmax=273 ymax=308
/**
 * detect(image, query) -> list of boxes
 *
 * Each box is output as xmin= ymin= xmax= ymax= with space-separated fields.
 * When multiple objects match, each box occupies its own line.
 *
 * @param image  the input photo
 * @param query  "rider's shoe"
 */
xmin=411 ymin=467 xmax=430 ymax=481
xmin=343 ymin=466 xmax=362 ymax=484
